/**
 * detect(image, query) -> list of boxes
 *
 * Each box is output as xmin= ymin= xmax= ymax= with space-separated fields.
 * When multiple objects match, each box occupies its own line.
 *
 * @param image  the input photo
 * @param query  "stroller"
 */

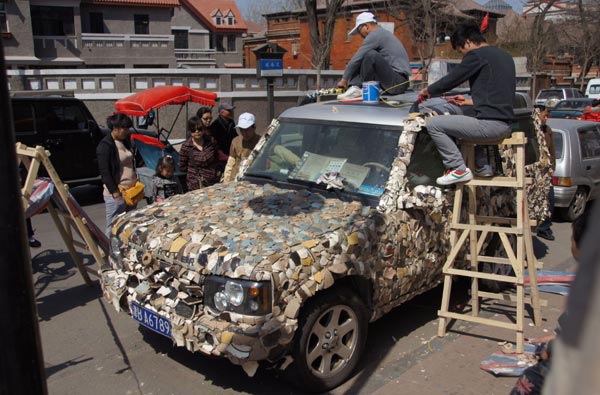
xmin=114 ymin=86 xmax=217 ymax=201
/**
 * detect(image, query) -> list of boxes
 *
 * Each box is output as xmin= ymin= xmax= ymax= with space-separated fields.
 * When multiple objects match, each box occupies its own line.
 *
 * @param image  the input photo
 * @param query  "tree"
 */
xmin=305 ymin=0 xmax=345 ymax=90
xmin=526 ymin=0 xmax=560 ymax=97
xmin=244 ymin=0 xmax=303 ymax=25
xmin=561 ymin=0 xmax=600 ymax=91
xmin=383 ymin=0 xmax=459 ymax=83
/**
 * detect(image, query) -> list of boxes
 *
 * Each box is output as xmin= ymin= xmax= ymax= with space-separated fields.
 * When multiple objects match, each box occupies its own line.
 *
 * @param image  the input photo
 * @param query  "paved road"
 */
xmin=29 ymin=190 xmax=576 ymax=395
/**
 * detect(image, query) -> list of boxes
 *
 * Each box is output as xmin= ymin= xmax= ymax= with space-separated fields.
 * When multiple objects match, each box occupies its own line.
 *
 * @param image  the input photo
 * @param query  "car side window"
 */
xmin=46 ymin=103 xmax=88 ymax=133
xmin=12 ymin=101 xmax=36 ymax=135
xmin=512 ymin=114 xmax=539 ymax=165
xmin=407 ymin=132 xmax=445 ymax=187
xmin=578 ymin=127 xmax=600 ymax=159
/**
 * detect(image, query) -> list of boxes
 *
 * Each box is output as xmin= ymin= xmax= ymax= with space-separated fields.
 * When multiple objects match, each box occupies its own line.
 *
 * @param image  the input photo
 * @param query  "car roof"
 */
xmin=547 ymin=118 xmax=599 ymax=130
xmin=280 ymin=91 xmax=532 ymax=126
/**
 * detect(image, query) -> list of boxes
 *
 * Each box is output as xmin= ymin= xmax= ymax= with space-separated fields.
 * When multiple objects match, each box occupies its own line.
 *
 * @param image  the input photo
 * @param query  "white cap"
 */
xmin=236 ymin=112 xmax=256 ymax=129
xmin=349 ymin=12 xmax=377 ymax=36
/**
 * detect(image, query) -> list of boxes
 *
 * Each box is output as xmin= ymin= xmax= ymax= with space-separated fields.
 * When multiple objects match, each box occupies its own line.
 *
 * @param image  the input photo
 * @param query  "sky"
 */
xmin=234 ymin=0 xmax=526 ymax=21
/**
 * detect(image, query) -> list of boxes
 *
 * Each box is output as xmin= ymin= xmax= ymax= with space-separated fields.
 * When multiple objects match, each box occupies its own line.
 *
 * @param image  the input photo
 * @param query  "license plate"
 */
xmin=130 ymin=302 xmax=172 ymax=338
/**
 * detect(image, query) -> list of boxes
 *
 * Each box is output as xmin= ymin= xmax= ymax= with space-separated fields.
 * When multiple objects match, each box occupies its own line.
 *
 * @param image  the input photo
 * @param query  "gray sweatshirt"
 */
xmin=343 ymin=27 xmax=411 ymax=81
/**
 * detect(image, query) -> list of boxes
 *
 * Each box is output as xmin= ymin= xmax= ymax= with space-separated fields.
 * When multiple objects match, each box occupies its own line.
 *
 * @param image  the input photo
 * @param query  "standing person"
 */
xmin=536 ymin=104 xmax=556 ymax=241
xmin=178 ymin=116 xmax=220 ymax=191
xmin=418 ymin=22 xmax=516 ymax=185
xmin=222 ymin=112 xmax=261 ymax=183
xmin=96 ymin=113 xmax=138 ymax=236
xmin=197 ymin=106 xmax=228 ymax=172
xmin=151 ymin=155 xmax=182 ymax=203
xmin=210 ymin=103 xmax=237 ymax=156
xmin=336 ymin=12 xmax=411 ymax=101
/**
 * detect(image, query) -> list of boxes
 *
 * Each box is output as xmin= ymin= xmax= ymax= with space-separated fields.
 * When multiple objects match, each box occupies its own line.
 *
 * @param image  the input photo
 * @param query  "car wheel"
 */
xmin=560 ymin=187 xmax=588 ymax=221
xmin=480 ymin=234 xmax=516 ymax=293
xmin=290 ymin=287 xmax=368 ymax=393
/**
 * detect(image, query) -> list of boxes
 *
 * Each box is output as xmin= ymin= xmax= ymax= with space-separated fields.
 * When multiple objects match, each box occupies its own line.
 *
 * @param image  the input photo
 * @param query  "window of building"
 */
xmin=89 ymin=12 xmax=104 ymax=34
xmin=215 ymin=16 xmax=222 ymax=25
xmin=31 ymin=6 xmax=75 ymax=36
xmin=211 ymin=33 xmax=225 ymax=52
xmin=226 ymin=10 xmax=235 ymax=25
xmin=134 ymin=14 xmax=149 ymax=35
xmin=214 ymin=10 xmax=222 ymax=25
xmin=172 ymin=29 xmax=188 ymax=49
xmin=0 ymin=1 xmax=9 ymax=33
xmin=227 ymin=34 xmax=236 ymax=52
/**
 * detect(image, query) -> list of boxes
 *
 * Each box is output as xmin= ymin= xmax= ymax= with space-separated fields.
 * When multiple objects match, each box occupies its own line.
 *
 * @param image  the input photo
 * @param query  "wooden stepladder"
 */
xmin=17 ymin=142 xmax=108 ymax=286
xmin=437 ymin=132 xmax=542 ymax=353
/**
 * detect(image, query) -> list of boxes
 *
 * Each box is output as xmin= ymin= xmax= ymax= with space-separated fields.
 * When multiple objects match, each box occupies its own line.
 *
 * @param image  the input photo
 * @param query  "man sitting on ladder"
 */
xmin=418 ymin=21 xmax=516 ymax=186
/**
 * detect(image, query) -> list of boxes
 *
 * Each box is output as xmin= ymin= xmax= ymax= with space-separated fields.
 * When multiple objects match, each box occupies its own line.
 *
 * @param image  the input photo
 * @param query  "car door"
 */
xmin=38 ymin=100 xmax=100 ymax=183
xmin=577 ymin=125 xmax=600 ymax=200
xmin=11 ymin=99 xmax=40 ymax=149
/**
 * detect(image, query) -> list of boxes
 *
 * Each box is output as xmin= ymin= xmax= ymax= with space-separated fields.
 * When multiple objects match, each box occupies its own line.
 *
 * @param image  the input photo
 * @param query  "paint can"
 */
xmin=362 ymin=81 xmax=380 ymax=103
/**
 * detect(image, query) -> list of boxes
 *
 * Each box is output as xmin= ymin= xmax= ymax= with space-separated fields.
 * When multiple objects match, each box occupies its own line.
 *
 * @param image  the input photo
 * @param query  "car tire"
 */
xmin=290 ymin=287 xmax=368 ymax=393
xmin=480 ymin=234 xmax=516 ymax=293
xmin=560 ymin=187 xmax=588 ymax=222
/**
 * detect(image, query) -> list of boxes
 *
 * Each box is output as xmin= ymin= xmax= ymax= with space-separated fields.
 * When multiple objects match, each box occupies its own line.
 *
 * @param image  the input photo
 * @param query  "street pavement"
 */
xmin=28 ymin=190 xmax=576 ymax=395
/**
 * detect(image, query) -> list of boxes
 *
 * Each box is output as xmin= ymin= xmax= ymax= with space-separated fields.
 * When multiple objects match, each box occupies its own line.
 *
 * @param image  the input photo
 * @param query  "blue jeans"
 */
xmin=104 ymin=195 xmax=127 ymax=237
xmin=537 ymin=187 xmax=555 ymax=233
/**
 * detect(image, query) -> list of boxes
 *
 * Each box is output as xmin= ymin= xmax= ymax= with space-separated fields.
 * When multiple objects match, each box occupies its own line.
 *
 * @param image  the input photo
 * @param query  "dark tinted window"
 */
xmin=552 ymin=132 xmax=564 ymax=160
xmin=46 ymin=103 xmax=88 ymax=133
xmin=134 ymin=14 xmax=149 ymax=35
xmin=12 ymin=102 xmax=36 ymax=135
xmin=578 ymin=127 xmax=600 ymax=159
xmin=31 ymin=6 xmax=74 ymax=35
xmin=89 ymin=12 xmax=104 ymax=34
xmin=512 ymin=114 xmax=539 ymax=165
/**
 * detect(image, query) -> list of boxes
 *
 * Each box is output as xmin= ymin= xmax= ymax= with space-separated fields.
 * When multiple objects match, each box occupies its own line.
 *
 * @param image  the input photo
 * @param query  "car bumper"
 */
xmin=554 ymin=186 xmax=577 ymax=207
xmin=100 ymin=266 xmax=293 ymax=369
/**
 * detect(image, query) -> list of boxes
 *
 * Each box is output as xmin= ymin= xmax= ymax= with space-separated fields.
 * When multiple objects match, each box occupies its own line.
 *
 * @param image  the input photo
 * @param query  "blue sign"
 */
xmin=260 ymin=59 xmax=283 ymax=77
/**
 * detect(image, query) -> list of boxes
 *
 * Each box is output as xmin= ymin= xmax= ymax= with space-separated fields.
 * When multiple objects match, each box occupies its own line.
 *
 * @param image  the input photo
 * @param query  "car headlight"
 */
xmin=204 ymin=276 xmax=272 ymax=316
xmin=110 ymin=236 xmax=124 ymax=270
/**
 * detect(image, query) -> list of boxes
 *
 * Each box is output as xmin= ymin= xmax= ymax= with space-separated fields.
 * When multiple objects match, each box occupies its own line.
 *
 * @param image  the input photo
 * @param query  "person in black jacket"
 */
xmin=418 ymin=22 xmax=516 ymax=186
xmin=209 ymin=103 xmax=237 ymax=156
xmin=96 ymin=113 xmax=138 ymax=236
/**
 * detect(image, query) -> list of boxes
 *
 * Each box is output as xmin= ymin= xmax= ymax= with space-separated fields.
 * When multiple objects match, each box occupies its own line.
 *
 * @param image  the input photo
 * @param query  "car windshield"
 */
xmin=244 ymin=119 xmax=401 ymax=197
xmin=554 ymin=100 xmax=591 ymax=110
xmin=538 ymin=90 xmax=562 ymax=100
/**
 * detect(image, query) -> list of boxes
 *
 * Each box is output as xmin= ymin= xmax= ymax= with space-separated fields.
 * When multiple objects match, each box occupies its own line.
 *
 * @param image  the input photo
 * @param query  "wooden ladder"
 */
xmin=437 ymin=132 xmax=542 ymax=353
xmin=17 ymin=142 xmax=107 ymax=286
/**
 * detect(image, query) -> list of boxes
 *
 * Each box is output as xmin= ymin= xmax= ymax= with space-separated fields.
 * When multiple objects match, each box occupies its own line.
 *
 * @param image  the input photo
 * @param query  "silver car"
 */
xmin=548 ymin=119 xmax=600 ymax=220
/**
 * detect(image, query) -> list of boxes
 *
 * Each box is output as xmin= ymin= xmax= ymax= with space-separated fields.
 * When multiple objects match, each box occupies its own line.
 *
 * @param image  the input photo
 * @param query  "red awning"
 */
xmin=115 ymin=86 xmax=218 ymax=116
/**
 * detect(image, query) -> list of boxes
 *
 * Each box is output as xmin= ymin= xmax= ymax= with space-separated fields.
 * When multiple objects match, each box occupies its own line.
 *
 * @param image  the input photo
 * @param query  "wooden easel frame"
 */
xmin=437 ymin=132 xmax=543 ymax=353
xmin=17 ymin=142 xmax=107 ymax=286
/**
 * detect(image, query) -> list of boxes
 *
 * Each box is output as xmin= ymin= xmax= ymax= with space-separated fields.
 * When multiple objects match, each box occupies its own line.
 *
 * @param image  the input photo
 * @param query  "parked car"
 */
xmin=547 ymin=98 xmax=596 ymax=120
xmin=535 ymin=87 xmax=584 ymax=107
xmin=585 ymin=78 xmax=600 ymax=99
xmin=11 ymin=94 xmax=106 ymax=185
xmin=548 ymin=118 xmax=600 ymax=221
xmin=101 ymin=92 xmax=551 ymax=392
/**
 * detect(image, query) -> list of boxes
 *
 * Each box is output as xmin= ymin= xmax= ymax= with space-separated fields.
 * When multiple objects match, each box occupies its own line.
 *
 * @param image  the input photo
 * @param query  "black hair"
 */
xmin=107 ymin=113 xmax=133 ymax=130
xmin=450 ymin=22 xmax=486 ymax=51
xmin=196 ymin=106 xmax=212 ymax=118
xmin=572 ymin=214 xmax=589 ymax=247
xmin=592 ymin=99 xmax=600 ymax=107
xmin=155 ymin=155 xmax=176 ymax=176
xmin=187 ymin=116 xmax=202 ymax=132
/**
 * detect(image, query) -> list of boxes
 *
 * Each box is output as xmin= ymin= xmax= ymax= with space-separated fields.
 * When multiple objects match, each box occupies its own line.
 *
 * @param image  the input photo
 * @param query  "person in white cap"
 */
xmin=222 ymin=112 xmax=261 ymax=182
xmin=336 ymin=11 xmax=411 ymax=101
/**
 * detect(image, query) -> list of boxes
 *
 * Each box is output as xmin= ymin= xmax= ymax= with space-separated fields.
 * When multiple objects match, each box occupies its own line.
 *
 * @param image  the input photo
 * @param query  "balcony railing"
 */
xmin=81 ymin=33 xmax=173 ymax=49
xmin=33 ymin=35 xmax=79 ymax=58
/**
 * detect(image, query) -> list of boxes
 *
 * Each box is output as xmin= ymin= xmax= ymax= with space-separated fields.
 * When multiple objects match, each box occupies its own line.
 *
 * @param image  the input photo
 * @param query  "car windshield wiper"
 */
xmin=244 ymin=172 xmax=274 ymax=181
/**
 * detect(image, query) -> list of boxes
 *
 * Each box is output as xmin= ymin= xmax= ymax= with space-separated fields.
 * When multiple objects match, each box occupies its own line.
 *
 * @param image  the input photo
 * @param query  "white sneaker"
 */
xmin=436 ymin=168 xmax=473 ymax=185
xmin=337 ymin=86 xmax=362 ymax=102
xmin=474 ymin=164 xmax=494 ymax=177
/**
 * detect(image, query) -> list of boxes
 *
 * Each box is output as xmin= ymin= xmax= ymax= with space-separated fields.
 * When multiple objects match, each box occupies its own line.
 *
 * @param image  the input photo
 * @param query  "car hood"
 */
xmin=113 ymin=181 xmax=370 ymax=277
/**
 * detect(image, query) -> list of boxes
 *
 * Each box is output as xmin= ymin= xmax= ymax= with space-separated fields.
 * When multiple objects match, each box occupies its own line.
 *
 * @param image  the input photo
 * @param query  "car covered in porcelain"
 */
xmin=101 ymin=93 xmax=551 ymax=392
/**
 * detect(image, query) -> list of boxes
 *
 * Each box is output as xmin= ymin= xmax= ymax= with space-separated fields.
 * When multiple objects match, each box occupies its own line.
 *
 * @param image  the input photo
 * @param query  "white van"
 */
xmin=585 ymin=78 xmax=600 ymax=99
